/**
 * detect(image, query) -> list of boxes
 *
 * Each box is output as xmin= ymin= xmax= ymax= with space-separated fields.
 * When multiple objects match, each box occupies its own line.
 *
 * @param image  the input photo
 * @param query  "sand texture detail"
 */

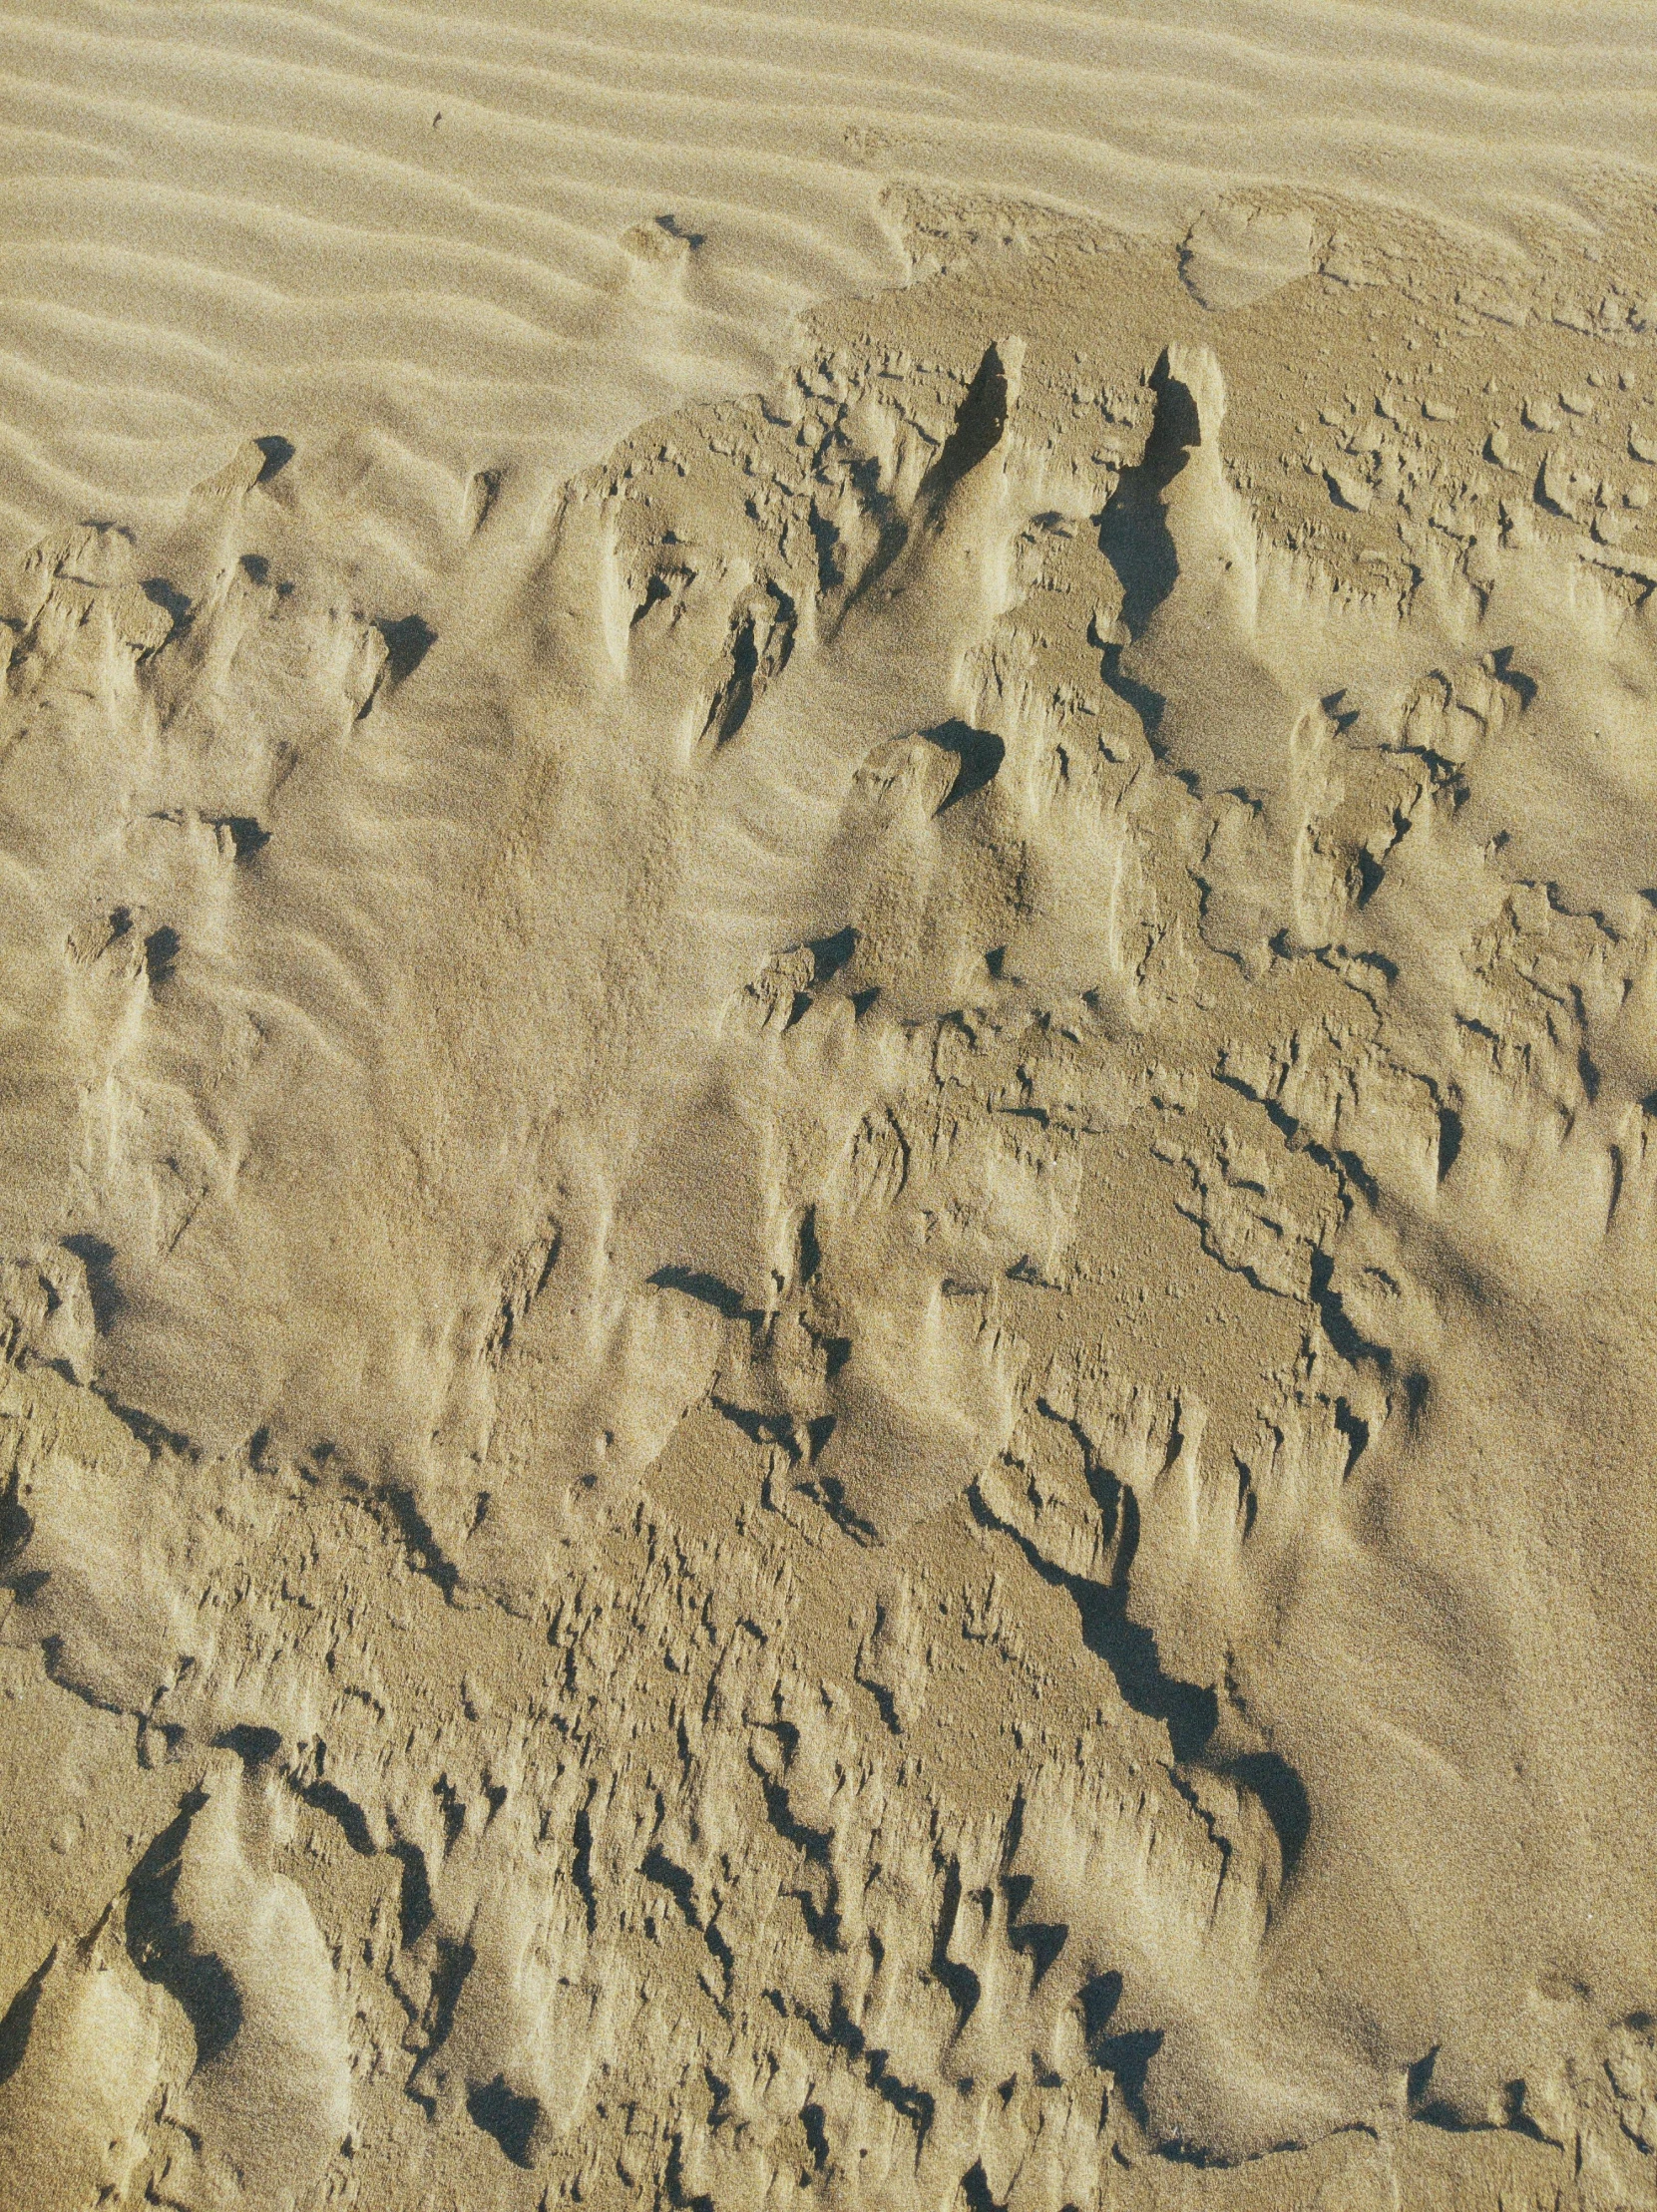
xmin=3 ymin=145 xmax=1657 ymax=2212
xmin=5 ymin=0 xmax=1657 ymax=550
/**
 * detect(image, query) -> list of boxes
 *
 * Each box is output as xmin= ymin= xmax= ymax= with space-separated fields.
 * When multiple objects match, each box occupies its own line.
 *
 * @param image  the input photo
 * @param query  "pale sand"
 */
xmin=3 ymin=10 xmax=1657 ymax=2212
xmin=3 ymin=1 xmax=1657 ymax=542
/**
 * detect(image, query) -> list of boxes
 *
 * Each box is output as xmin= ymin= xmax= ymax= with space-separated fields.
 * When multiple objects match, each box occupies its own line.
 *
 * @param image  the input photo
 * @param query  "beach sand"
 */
xmin=3 ymin=8 xmax=1657 ymax=2208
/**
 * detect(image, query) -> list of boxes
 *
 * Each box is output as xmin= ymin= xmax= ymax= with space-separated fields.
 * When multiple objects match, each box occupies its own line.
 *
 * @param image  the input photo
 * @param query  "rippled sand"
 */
xmin=3 ymin=11 xmax=1657 ymax=2211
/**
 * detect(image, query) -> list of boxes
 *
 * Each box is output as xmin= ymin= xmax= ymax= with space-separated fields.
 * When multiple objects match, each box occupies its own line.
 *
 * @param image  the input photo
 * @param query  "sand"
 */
xmin=3 ymin=7 xmax=1657 ymax=2210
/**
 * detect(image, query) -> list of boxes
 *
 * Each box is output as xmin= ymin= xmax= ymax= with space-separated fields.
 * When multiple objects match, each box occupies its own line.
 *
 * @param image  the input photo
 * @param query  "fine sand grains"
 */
xmin=3 ymin=0 xmax=1657 ymax=548
xmin=5 ymin=11 xmax=1657 ymax=2212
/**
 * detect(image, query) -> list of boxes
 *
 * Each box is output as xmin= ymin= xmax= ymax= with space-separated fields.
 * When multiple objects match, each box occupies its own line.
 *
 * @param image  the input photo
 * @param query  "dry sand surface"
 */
xmin=6 ymin=7 xmax=1657 ymax=2210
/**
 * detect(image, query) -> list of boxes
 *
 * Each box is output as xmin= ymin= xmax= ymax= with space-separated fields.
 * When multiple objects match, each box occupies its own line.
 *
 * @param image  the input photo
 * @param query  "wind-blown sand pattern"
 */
xmin=5 ymin=10 xmax=1657 ymax=2212
xmin=5 ymin=0 xmax=1657 ymax=547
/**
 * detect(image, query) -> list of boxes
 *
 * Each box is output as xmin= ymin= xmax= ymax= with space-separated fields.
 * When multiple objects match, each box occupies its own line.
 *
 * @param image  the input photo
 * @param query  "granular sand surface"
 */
xmin=4 ymin=12 xmax=1657 ymax=2211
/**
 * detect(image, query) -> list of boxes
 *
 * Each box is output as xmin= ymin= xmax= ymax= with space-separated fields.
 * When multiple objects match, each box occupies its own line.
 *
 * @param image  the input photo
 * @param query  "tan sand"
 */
xmin=3 ymin=8 xmax=1657 ymax=2210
